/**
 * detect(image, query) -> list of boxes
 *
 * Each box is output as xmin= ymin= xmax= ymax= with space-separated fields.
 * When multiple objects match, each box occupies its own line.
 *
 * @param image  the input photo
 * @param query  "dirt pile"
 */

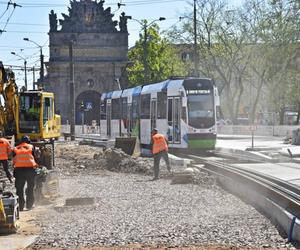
xmin=97 ymin=148 xmax=152 ymax=174
xmin=55 ymin=143 xmax=153 ymax=175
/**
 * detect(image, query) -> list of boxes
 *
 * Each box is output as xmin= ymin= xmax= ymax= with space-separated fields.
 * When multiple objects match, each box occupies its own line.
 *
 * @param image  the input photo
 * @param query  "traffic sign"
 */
xmin=86 ymin=102 xmax=93 ymax=110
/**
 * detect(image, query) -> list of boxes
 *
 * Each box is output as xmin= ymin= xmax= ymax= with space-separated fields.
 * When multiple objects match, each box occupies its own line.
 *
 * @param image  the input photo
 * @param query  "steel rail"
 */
xmin=188 ymin=154 xmax=300 ymax=218
xmin=206 ymin=150 xmax=300 ymax=196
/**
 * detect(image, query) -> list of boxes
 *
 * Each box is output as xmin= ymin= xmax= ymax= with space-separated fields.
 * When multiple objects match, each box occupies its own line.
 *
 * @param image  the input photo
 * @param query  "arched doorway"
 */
xmin=75 ymin=91 xmax=101 ymax=125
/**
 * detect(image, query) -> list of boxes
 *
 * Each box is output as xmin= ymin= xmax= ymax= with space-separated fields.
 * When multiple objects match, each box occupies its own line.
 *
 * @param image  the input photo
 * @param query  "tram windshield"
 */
xmin=187 ymin=91 xmax=214 ymax=128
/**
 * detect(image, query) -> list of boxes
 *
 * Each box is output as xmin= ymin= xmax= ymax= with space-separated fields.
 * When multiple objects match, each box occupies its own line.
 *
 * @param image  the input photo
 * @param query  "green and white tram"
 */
xmin=100 ymin=77 xmax=220 ymax=153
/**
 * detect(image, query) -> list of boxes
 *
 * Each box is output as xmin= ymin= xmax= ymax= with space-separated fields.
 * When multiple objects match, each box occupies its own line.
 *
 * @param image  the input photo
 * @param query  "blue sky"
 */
xmin=0 ymin=0 xmax=242 ymax=88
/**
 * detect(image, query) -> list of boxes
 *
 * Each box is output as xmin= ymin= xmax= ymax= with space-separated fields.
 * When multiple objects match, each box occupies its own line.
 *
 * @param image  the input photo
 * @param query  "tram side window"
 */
xmin=132 ymin=96 xmax=140 ymax=119
xmin=168 ymin=99 xmax=173 ymax=124
xmin=182 ymin=107 xmax=187 ymax=123
xmin=112 ymin=99 xmax=121 ymax=119
xmin=100 ymin=101 xmax=106 ymax=119
xmin=157 ymin=92 xmax=167 ymax=119
xmin=121 ymin=97 xmax=127 ymax=120
xmin=140 ymin=94 xmax=150 ymax=119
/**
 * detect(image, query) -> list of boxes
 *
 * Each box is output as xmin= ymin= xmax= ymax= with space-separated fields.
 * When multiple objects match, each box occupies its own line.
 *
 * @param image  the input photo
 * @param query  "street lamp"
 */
xmin=23 ymin=38 xmax=44 ymax=84
xmin=127 ymin=16 xmax=166 ymax=84
xmin=11 ymin=51 xmax=27 ymax=90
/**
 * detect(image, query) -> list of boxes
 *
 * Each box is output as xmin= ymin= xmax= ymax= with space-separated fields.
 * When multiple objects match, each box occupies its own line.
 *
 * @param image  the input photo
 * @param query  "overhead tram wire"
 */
xmin=0 ymin=1 xmax=22 ymax=35
xmin=2 ymin=30 xmax=46 ymax=33
xmin=0 ymin=2 xmax=9 ymax=20
xmin=0 ymin=22 xmax=48 ymax=26
xmin=0 ymin=0 xmax=185 ymax=8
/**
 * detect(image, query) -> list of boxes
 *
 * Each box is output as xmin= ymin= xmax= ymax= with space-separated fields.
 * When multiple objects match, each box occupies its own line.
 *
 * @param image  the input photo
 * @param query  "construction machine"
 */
xmin=0 ymin=61 xmax=60 ymax=166
xmin=0 ymin=178 xmax=19 ymax=233
xmin=0 ymin=61 xmax=60 ymax=231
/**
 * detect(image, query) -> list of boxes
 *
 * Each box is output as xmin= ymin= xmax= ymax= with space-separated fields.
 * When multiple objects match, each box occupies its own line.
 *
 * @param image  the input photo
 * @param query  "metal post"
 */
xmin=82 ymin=111 xmax=84 ymax=134
xmin=251 ymin=129 xmax=254 ymax=149
xmin=250 ymin=83 xmax=254 ymax=149
xmin=69 ymin=41 xmax=75 ymax=141
xmin=143 ymin=23 xmax=148 ymax=84
xmin=40 ymin=47 xmax=44 ymax=82
xmin=24 ymin=60 xmax=27 ymax=90
xmin=193 ymin=0 xmax=199 ymax=77
xmin=33 ymin=66 xmax=35 ymax=90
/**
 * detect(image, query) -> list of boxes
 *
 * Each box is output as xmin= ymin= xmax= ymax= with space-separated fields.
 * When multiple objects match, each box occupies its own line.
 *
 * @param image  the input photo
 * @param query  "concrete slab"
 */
xmin=169 ymin=154 xmax=192 ymax=168
xmin=0 ymin=235 xmax=37 ymax=250
xmin=0 ymin=209 xmax=40 ymax=250
xmin=280 ymin=146 xmax=300 ymax=157
xmin=216 ymin=137 xmax=286 ymax=151
xmin=232 ymin=163 xmax=300 ymax=185
xmin=216 ymin=135 xmax=300 ymax=164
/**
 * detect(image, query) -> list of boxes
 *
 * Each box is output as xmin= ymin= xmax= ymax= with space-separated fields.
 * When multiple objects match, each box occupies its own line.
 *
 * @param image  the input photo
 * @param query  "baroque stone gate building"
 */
xmin=45 ymin=0 xmax=129 ymax=124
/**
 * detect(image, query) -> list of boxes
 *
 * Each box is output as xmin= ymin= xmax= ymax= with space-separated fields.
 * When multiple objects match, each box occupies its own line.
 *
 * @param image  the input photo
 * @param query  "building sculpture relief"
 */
xmin=45 ymin=0 xmax=129 ymax=124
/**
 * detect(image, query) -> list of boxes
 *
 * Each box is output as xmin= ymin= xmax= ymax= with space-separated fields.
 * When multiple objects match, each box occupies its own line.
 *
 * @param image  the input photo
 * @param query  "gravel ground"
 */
xmin=21 ymin=142 xmax=296 ymax=249
xmin=29 ymin=171 xmax=295 ymax=249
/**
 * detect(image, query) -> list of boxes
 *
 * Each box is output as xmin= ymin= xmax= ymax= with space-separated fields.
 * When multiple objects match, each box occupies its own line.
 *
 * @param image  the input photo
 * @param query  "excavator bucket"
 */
xmin=114 ymin=137 xmax=141 ymax=157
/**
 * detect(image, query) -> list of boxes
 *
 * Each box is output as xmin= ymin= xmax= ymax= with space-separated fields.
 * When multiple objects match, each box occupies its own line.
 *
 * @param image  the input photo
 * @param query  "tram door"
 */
xmin=167 ymin=97 xmax=181 ymax=143
xmin=127 ymin=104 xmax=132 ymax=134
xmin=150 ymin=99 xmax=157 ymax=131
xmin=106 ymin=100 xmax=111 ymax=137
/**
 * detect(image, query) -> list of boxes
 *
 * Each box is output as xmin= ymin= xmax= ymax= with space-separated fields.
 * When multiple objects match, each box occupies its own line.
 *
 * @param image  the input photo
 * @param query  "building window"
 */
xmin=87 ymin=79 xmax=94 ymax=88
xmin=181 ymin=52 xmax=193 ymax=62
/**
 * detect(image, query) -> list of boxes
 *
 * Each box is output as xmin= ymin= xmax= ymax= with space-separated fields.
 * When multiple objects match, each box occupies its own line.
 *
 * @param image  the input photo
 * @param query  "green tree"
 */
xmin=127 ymin=22 xmax=187 ymax=86
xmin=250 ymin=0 xmax=300 ymax=124
xmin=166 ymin=0 xmax=300 ymax=125
xmin=167 ymin=0 xmax=252 ymax=123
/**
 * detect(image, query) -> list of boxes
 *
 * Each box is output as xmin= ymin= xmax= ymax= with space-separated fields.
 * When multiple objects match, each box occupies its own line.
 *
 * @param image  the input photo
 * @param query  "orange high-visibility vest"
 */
xmin=13 ymin=143 xmax=37 ymax=168
xmin=0 ymin=138 xmax=11 ymax=160
xmin=152 ymin=133 xmax=168 ymax=154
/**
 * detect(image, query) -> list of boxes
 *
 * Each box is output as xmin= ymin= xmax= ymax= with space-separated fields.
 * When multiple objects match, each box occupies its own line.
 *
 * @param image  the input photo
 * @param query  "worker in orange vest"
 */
xmin=0 ymin=131 xmax=13 ymax=183
xmin=13 ymin=135 xmax=38 ymax=211
xmin=151 ymin=128 xmax=171 ymax=180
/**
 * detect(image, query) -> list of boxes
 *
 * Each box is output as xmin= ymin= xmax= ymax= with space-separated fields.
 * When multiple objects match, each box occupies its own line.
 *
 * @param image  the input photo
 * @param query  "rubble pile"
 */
xmin=100 ymin=148 xmax=153 ymax=174
xmin=55 ymin=143 xmax=154 ymax=176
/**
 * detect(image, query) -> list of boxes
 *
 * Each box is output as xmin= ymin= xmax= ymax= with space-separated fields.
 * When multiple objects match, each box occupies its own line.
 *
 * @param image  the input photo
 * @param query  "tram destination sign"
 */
xmin=186 ymin=89 xmax=211 ymax=95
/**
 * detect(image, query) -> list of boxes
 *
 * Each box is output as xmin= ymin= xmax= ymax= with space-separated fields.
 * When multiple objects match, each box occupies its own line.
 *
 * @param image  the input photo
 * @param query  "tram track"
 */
xmin=186 ymin=153 xmax=300 ymax=243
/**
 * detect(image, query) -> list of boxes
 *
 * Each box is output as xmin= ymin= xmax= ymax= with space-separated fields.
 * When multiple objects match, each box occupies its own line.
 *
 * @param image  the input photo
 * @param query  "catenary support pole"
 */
xmin=69 ymin=41 xmax=75 ymax=141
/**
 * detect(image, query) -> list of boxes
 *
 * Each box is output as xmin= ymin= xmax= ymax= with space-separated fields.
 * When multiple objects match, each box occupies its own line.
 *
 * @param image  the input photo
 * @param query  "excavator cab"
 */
xmin=17 ymin=91 xmax=61 ymax=142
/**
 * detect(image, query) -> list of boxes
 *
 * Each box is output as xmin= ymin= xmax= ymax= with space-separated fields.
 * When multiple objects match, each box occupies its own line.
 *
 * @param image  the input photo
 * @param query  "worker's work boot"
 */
xmin=19 ymin=202 xmax=24 ymax=212
xmin=26 ymin=205 xmax=34 ymax=211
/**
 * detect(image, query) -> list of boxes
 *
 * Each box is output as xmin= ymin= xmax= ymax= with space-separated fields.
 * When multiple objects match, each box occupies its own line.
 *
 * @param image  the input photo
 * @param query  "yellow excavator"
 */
xmin=0 ymin=61 xmax=61 ymax=232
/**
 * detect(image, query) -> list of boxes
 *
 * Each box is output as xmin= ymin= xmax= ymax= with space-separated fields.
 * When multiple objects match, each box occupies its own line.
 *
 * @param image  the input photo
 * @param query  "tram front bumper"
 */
xmin=187 ymin=133 xmax=217 ymax=150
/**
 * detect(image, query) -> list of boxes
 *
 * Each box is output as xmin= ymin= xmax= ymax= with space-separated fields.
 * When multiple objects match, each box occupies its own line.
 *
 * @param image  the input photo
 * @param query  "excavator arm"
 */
xmin=0 ymin=61 xmax=18 ymax=136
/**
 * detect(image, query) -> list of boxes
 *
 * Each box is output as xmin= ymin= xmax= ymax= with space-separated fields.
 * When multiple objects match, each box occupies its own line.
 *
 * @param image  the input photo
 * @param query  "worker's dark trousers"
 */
xmin=153 ymin=151 xmax=170 ymax=179
xmin=0 ymin=160 xmax=12 ymax=181
xmin=14 ymin=168 xmax=35 ymax=210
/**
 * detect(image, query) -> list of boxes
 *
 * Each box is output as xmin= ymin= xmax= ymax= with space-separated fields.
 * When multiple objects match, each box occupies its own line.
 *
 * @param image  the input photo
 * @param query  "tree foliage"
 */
xmin=166 ymin=0 xmax=300 ymax=124
xmin=127 ymin=23 xmax=187 ymax=86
